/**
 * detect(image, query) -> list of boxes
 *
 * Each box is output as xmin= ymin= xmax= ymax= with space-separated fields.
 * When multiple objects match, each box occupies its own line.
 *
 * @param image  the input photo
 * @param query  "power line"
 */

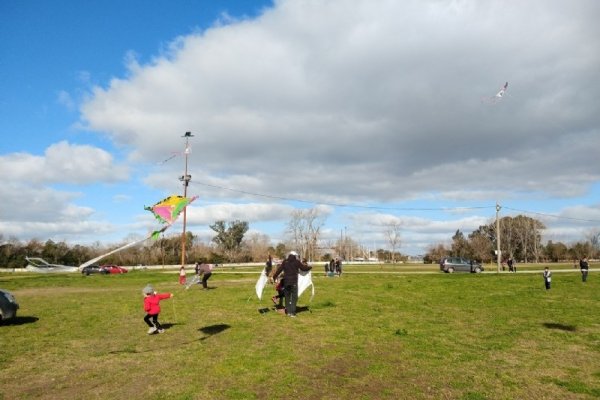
xmin=503 ymin=206 xmax=600 ymax=224
xmin=190 ymin=181 xmax=494 ymax=212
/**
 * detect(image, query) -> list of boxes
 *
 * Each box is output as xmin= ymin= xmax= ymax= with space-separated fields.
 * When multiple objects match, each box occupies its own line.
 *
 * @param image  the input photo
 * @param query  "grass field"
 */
xmin=1 ymin=265 xmax=599 ymax=400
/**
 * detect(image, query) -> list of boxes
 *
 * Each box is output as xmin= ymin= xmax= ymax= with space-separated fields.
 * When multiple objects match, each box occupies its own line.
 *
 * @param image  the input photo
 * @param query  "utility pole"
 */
xmin=496 ymin=201 xmax=501 ymax=273
xmin=179 ymin=132 xmax=193 ymax=267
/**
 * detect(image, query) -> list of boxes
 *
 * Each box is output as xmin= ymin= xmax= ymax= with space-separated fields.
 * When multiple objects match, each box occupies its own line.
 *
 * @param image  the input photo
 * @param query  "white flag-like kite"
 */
xmin=298 ymin=270 xmax=314 ymax=302
xmin=255 ymin=268 xmax=314 ymax=302
xmin=255 ymin=268 xmax=269 ymax=300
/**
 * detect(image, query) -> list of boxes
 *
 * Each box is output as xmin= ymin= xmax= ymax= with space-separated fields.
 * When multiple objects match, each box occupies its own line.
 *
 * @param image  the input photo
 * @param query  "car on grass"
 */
xmin=100 ymin=265 xmax=128 ymax=274
xmin=0 ymin=289 xmax=19 ymax=323
xmin=81 ymin=265 xmax=109 ymax=275
xmin=440 ymin=257 xmax=483 ymax=273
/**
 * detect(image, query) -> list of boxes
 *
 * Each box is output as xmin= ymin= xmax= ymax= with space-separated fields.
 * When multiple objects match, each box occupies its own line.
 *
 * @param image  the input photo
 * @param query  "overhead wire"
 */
xmin=189 ymin=181 xmax=495 ymax=212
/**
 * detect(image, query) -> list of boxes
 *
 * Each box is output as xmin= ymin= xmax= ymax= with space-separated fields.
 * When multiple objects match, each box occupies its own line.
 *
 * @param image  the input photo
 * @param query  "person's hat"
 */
xmin=288 ymin=251 xmax=298 ymax=257
xmin=142 ymin=284 xmax=154 ymax=295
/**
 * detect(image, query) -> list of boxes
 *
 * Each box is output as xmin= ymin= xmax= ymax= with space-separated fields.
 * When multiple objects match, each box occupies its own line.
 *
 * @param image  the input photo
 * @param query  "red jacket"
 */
xmin=143 ymin=293 xmax=171 ymax=315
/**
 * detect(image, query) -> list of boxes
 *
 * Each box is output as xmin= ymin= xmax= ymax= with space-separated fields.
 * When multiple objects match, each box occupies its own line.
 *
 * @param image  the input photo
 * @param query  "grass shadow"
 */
xmin=543 ymin=322 xmax=577 ymax=332
xmin=0 ymin=316 xmax=39 ymax=326
xmin=199 ymin=323 xmax=231 ymax=341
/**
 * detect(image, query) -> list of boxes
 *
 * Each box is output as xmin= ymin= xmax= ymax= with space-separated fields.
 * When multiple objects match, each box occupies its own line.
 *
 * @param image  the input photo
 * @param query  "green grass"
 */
xmin=0 ymin=267 xmax=599 ymax=399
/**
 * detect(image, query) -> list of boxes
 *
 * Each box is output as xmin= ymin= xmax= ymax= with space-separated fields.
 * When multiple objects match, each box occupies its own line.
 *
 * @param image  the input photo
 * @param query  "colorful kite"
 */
xmin=145 ymin=195 xmax=198 ymax=239
xmin=79 ymin=195 xmax=197 ymax=270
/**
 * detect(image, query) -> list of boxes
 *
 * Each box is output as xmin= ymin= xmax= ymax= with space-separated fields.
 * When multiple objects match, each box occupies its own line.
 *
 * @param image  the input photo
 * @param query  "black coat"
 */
xmin=273 ymin=255 xmax=311 ymax=285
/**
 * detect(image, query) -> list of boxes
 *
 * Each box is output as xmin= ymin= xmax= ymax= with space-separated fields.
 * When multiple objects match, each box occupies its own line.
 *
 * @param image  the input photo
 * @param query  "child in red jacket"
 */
xmin=142 ymin=284 xmax=173 ymax=334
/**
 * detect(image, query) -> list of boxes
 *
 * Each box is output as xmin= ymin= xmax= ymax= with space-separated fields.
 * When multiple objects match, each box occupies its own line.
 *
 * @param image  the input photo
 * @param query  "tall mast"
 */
xmin=180 ymin=131 xmax=193 ymax=267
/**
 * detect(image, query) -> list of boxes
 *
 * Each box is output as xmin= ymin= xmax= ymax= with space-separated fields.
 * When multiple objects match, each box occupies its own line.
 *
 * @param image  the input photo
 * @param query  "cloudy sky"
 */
xmin=1 ymin=0 xmax=599 ymax=256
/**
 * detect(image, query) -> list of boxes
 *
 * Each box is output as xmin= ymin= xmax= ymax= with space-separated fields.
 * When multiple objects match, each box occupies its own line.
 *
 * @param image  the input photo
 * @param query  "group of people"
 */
xmin=142 ymin=254 xmax=593 ymax=333
xmin=324 ymin=257 xmax=343 ymax=276
xmin=543 ymin=257 xmax=590 ymax=290
xmin=177 ymin=262 xmax=215 ymax=289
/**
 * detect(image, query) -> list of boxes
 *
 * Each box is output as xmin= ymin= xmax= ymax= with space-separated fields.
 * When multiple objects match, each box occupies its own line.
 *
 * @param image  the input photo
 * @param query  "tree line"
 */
xmin=1 ymin=213 xmax=597 ymax=269
xmin=423 ymin=215 xmax=599 ymax=264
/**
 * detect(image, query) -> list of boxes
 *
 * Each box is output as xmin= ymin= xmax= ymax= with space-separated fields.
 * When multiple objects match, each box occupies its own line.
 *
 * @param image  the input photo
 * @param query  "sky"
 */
xmin=1 ymin=0 xmax=599 ymax=257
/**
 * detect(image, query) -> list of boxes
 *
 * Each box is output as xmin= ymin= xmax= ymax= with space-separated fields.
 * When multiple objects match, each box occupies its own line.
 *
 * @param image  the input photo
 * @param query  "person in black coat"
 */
xmin=273 ymin=251 xmax=312 ymax=317
xmin=580 ymin=257 xmax=589 ymax=282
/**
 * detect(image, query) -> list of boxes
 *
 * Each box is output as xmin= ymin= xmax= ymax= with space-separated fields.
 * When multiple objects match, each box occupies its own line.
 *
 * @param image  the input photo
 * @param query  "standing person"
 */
xmin=580 ymin=257 xmax=589 ymax=282
xmin=543 ymin=267 xmax=552 ymax=290
xmin=142 ymin=284 xmax=173 ymax=334
xmin=336 ymin=258 xmax=343 ymax=276
xmin=265 ymin=254 xmax=274 ymax=283
xmin=507 ymin=258 xmax=514 ymax=273
xmin=178 ymin=265 xmax=187 ymax=285
xmin=194 ymin=262 xmax=201 ymax=283
xmin=273 ymin=251 xmax=312 ymax=317
xmin=199 ymin=263 xmax=215 ymax=289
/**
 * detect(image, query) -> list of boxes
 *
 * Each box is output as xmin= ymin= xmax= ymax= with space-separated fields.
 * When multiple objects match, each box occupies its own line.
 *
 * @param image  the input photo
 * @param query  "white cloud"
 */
xmin=5 ymin=0 xmax=599 ymax=254
xmin=0 ymin=141 xmax=129 ymax=185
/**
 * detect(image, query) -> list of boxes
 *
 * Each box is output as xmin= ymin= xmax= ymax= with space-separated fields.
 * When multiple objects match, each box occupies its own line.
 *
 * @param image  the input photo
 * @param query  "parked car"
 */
xmin=440 ymin=257 xmax=484 ymax=273
xmin=0 ymin=289 xmax=19 ymax=323
xmin=100 ymin=265 xmax=128 ymax=274
xmin=81 ymin=265 xmax=108 ymax=275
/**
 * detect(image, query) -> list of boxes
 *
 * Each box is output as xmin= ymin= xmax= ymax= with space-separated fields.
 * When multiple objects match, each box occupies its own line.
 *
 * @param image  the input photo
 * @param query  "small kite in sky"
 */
xmin=145 ymin=195 xmax=198 ymax=239
xmin=482 ymin=81 xmax=509 ymax=104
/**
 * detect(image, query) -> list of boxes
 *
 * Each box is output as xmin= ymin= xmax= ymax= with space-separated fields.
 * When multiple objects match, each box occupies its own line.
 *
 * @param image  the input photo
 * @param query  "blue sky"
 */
xmin=1 ymin=0 xmax=599 ymax=256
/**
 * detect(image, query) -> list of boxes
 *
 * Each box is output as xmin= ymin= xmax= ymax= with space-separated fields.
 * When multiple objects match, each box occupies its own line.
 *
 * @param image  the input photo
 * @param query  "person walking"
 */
xmin=507 ymin=258 xmax=515 ymax=273
xmin=273 ymin=251 xmax=312 ymax=317
xmin=543 ymin=267 xmax=552 ymax=290
xmin=142 ymin=284 xmax=173 ymax=334
xmin=198 ymin=263 xmax=215 ymax=289
xmin=580 ymin=257 xmax=589 ymax=282
xmin=265 ymin=254 xmax=274 ymax=284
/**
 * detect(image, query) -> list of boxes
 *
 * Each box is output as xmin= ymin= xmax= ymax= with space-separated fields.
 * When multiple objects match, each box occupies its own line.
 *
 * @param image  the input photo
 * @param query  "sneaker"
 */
xmin=289 ymin=314 xmax=297 ymax=318
xmin=157 ymin=329 xmax=165 ymax=334
xmin=147 ymin=327 xmax=157 ymax=334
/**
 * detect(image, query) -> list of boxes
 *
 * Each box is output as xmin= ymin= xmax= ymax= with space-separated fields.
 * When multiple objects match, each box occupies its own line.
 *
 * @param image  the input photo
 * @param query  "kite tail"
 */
xmin=78 ymin=235 xmax=151 ymax=270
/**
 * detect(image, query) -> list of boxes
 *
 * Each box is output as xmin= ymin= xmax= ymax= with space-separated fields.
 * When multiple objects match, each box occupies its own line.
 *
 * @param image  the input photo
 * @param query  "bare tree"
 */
xmin=286 ymin=208 xmax=326 ymax=261
xmin=244 ymin=232 xmax=271 ymax=262
xmin=384 ymin=221 xmax=402 ymax=263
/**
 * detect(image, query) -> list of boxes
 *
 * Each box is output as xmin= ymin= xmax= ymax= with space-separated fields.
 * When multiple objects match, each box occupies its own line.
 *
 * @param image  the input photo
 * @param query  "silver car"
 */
xmin=440 ymin=257 xmax=484 ymax=273
xmin=0 ymin=289 xmax=19 ymax=323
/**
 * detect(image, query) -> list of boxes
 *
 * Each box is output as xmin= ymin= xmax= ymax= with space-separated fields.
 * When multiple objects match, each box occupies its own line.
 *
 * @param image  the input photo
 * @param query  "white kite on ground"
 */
xmin=24 ymin=257 xmax=79 ymax=273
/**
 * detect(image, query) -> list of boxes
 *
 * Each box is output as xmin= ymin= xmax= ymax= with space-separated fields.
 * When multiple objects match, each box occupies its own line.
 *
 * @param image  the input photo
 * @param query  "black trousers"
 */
xmin=144 ymin=313 xmax=162 ymax=329
xmin=202 ymin=272 xmax=212 ymax=288
xmin=284 ymin=283 xmax=299 ymax=315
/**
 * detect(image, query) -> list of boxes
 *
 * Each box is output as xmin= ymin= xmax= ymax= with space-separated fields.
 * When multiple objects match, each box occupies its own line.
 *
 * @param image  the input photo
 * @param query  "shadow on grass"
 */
xmin=0 ymin=316 xmax=39 ymax=326
xmin=199 ymin=323 xmax=231 ymax=341
xmin=543 ymin=322 xmax=577 ymax=332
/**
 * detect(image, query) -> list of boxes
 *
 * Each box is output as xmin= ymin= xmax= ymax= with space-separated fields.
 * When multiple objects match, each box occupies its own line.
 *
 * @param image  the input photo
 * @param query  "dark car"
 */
xmin=0 ymin=289 xmax=19 ymax=323
xmin=100 ymin=265 xmax=128 ymax=274
xmin=81 ymin=265 xmax=108 ymax=275
xmin=440 ymin=257 xmax=484 ymax=273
